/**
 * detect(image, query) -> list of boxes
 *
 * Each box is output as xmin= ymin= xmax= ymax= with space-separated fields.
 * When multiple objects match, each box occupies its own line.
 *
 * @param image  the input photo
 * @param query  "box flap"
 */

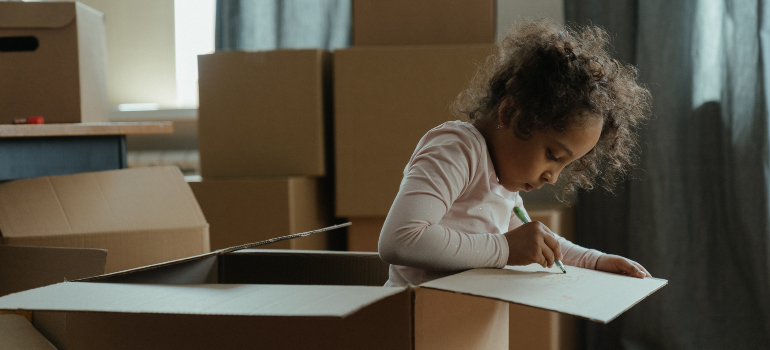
xmin=421 ymin=264 xmax=668 ymax=324
xmin=0 ymin=166 xmax=207 ymax=239
xmin=76 ymin=222 xmax=351 ymax=282
xmin=0 ymin=282 xmax=407 ymax=318
xmin=0 ymin=2 xmax=76 ymax=29
xmin=0 ymin=246 xmax=106 ymax=297
xmin=0 ymin=314 xmax=56 ymax=349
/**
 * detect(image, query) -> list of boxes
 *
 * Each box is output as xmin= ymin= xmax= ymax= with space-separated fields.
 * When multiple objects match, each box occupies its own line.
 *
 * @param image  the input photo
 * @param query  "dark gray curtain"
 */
xmin=568 ymin=1 xmax=770 ymax=349
xmin=215 ymin=0 xmax=351 ymax=51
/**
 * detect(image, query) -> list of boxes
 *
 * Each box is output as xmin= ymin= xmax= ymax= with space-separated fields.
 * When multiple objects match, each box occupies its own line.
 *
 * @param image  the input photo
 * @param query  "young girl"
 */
xmin=378 ymin=19 xmax=653 ymax=287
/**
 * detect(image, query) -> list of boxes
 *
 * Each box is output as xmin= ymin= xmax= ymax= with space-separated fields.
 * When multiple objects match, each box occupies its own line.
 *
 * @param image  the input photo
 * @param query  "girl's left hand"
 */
xmin=595 ymin=254 xmax=651 ymax=278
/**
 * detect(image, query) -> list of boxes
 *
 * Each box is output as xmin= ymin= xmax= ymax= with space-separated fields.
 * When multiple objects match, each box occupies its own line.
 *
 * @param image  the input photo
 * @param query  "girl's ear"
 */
xmin=497 ymin=97 xmax=516 ymax=127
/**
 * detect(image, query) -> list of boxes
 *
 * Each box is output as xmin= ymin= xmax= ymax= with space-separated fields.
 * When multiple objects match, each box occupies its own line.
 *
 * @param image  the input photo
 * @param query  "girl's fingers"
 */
xmin=622 ymin=260 xmax=646 ymax=278
xmin=633 ymin=262 xmax=652 ymax=277
xmin=540 ymin=241 xmax=555 ymax=268
xmin=541 ymin=232 xmax=562 ymax=261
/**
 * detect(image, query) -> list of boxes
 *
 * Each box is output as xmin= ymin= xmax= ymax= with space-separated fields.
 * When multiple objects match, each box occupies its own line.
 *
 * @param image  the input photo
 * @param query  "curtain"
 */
xmin=567 ymin=1 xmax=770 ymax=349
xmin=215 ymin=0 xmax=351 ymax=51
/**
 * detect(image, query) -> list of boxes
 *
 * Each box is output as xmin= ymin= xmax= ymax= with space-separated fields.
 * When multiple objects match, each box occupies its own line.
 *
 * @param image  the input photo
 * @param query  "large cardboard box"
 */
xmin=347 ymin=206 xmax=578 ymax=350
xmin=0 ymin=1 xmax=108 ymax=124
xmin=352 ymin=0 xmax=496 ymax=45
xmin=334 ymin=44 xmax=494 ymax=217
xmin=0 ymin=243 xmax=666 ymax=350
xmin=0 ymin=166 xmax=210 ymax=273
xmin=187 ymin=176 xmax=332 ymax=251
xmin=197 ymin=49 xmax=331 ymax=178
xmin=0 ymin=246 xmax=107 ymax=298
xmin=0 ymin=246 xmax=107 ymax=348
xmin=0 ymin=314 xmax=56 ymax=350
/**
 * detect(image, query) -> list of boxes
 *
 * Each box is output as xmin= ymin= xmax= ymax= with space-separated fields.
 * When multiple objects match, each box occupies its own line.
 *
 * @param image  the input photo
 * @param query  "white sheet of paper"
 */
xmin=421 ymin=264 xmax=667 ymax=323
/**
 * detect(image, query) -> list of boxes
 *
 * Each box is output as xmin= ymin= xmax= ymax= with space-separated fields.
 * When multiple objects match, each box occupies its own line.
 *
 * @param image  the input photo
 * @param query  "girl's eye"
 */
xmin=547 ymin=149 xmax=558 ymax=161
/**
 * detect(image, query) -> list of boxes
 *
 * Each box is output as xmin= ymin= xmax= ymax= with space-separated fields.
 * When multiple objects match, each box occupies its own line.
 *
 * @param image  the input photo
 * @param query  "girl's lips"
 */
xmin=525 ymin=183 xmax=534 ymax=192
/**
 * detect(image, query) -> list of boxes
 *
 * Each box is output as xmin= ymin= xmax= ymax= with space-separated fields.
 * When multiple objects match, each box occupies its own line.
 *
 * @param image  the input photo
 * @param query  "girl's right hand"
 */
xmin=503 ymin=221 xmax=562 ymax=268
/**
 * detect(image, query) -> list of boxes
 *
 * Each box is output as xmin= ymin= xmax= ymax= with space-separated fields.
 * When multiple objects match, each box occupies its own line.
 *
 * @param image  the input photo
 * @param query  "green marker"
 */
xmin=513 ymin=206 xmax=567 ymax=274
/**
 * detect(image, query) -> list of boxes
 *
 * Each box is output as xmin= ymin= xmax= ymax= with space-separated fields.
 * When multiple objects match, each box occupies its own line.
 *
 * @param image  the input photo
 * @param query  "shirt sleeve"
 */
xmin=378 ymin=128 xmax=509 ymax=271
xmin=507 ymin=197 xmax=604 ymax=269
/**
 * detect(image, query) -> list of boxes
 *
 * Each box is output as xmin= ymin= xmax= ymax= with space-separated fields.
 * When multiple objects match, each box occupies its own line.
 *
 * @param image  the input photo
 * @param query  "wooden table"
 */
xmin=0 ymin=122 xmax=173 ymax=181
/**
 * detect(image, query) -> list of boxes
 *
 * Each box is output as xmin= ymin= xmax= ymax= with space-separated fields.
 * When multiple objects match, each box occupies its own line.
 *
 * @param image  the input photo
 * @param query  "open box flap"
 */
xmin=0 ymin=2 xmax=76 ymax=29
xmin=0 ymin=166 xmax=206 ymax=239
xmin=421 ymin=264 xmax=668 ymax=324
xmin=0 ymin=246 xmax=106 ymax=297
xmin=75 ymin=222 xmax=351 ymax=282
xmin=0 ymin=282 xmax=407 ymax=318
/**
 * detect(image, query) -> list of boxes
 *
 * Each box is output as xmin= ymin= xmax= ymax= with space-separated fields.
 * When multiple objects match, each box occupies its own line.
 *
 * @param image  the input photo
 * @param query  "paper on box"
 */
xmin=0 ymin=1 xmax=108 ymax=124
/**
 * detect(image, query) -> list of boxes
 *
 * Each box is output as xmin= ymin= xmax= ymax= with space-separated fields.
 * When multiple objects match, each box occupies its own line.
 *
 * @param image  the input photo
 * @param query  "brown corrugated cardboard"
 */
xmin=0 ymin=1 xmax=108 ymax=124
xmin=0 ymin=232 xmax=667 ymax=350
xmin=352 ymin=0 xmax=496 ymax=45
xmin=0 ymin=166 xmax=210 ymax=273
xmin=334 ymin=44 xmax=494 ymax=217
xmin=0 ymin=246 xmax=106 ymax=297
xmin=197 ymin=49 xmax=331 ymax=177
xmin=187 ymin=176 xmax=332 ymax=251
xmin=347 ymin=207 xmax=579 ymax=349
xmin=511 ymin=204 xmax=577 ymax=350
xmin=0 ymin=314 xmax=56 ymax=350
xmin=347 ymin=217 xmax=385 ymax=252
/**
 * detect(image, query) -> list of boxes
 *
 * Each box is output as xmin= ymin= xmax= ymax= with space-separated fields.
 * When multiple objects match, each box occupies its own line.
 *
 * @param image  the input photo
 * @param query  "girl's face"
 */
xmin=489 ymin=112 xmax=603 ymax=193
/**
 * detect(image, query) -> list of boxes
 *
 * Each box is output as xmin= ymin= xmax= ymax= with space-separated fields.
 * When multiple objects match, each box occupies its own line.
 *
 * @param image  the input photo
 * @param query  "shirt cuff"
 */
xmin=493 ymin=233 xmax=509 ymax=269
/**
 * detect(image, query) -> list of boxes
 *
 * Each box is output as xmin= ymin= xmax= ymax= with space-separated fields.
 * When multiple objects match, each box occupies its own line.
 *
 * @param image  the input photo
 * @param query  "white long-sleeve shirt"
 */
xmin=378 ymin=120 xmax=604 ymax=286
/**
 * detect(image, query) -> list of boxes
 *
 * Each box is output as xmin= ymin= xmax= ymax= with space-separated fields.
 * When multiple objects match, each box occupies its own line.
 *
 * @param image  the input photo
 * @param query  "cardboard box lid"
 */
xmin=0 ymin=246 xmax=106 ymax=297
xmin=0 ymin=282 xmax=407 ymax=318
xmin=0 ymin=166 xmax=207 ymax=239
xmin=0 ymin=2 xmax=79 ymax=29
xmin=421 ymin=264 xmax=668 ymax=324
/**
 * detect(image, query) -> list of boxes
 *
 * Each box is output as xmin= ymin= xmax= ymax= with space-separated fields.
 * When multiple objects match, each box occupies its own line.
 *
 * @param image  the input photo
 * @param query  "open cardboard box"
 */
xmin=0 ymin=245 xmax=107 ymax=349
xmin=0 ymin=225 xmax=667 ymax=350
xmin=0 ymin=166 xmax=210 ymax=273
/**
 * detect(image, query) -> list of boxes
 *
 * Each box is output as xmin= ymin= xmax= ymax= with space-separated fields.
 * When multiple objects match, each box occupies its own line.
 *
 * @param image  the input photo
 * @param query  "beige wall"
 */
xmin=496 ymin=0 xmax=564 ymax=41
xmin=76 ymin=0 xmax=177 ymax=108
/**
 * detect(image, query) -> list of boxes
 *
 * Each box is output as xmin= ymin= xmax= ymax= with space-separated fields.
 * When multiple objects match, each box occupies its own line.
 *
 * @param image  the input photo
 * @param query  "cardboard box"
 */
xmin=0 ymin=232 xmax=667 ymax=349
xmin=334 ymin=44 xmax=494 ymax=217
xmin=0 ymin=245 xmax=107 ymax=348
xmin=0 ymin=1 xmax=108 ymax=124
xmin=347 ymin=206 xmax=578 ymax=349
xmin=352 ymin=0 xmax=496 ymax=45
xmin=187 ymin=176 xmax=332 ymax=251
xmin=347 ymin=217 xmax=385 ymax=252
xmin=0 ymin=166 xmax=210 ymax=273
xmin=197 ymin=49 xmax=331 ymax=178
xmin=0 ymin=314 xmax=56 ymax=350
xmin=0 ymin=246 xmax=107 ymax=298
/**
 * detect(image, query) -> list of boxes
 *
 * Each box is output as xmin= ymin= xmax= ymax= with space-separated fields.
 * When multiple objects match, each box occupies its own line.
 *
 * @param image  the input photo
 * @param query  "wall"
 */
xmin=74 ymin=0 xmax=177 ymax=108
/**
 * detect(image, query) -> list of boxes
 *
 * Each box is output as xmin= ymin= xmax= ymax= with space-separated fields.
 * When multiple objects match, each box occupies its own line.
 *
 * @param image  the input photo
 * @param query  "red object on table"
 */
xmin=26 ymin=116 xmax=44 ymax=124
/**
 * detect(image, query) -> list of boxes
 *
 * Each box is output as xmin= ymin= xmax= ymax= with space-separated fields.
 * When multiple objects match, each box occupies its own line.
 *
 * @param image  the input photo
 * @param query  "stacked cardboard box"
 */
xmin=195 ymin=49 xmax=334 ymax=250
xmin=0 ymin=2 xmax=108 ymax=124
xmin=336 ymin=0 xmax=496 ymax=251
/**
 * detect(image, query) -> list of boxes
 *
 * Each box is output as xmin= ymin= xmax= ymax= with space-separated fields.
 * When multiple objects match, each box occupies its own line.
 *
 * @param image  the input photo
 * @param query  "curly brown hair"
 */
xmin=454 ymin=18 xmax=652 ymax=198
